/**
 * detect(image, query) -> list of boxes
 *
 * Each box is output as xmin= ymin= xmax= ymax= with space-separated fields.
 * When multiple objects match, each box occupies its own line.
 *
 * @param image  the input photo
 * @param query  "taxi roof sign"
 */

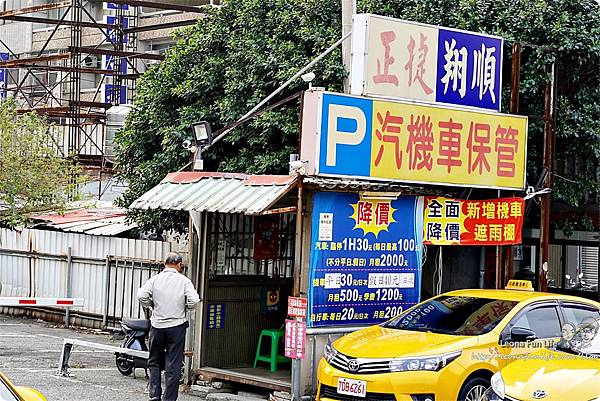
xmin=505 ymin=280 xmax=534 ymax=292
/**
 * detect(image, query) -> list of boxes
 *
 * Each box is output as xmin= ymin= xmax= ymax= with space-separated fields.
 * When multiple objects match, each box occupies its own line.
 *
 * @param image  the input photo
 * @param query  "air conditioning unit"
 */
xmin=82 ymin=55 xmax=99 ymax=68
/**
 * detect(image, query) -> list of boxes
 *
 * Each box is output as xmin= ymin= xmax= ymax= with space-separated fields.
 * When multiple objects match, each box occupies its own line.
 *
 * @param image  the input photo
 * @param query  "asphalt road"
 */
xmin=0 ymin=314 xmax=199 ymax=401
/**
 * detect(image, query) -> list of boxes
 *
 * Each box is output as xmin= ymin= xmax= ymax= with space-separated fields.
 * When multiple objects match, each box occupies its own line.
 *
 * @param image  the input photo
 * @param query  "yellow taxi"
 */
xmin=0 ymin=372 xmax=46 ymax=401
xmin=317 ymin=280 xmax=600 ymax=401
xmin=484 ymin=318 xmax=600 ymax=401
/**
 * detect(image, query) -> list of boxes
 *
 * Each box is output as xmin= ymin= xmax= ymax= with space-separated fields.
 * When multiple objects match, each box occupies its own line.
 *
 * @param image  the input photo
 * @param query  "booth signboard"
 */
xmin=288 ymin=296 xmax=307 ymax=318
xmin=351 ymin=14 xmax=503 ymax=112
xmin=207 ymin=303 xmax=224 ymax=329
xmin=299 ymin=91 xmax=528 ymax=190
xmin=423 ymin=196 xmax=525 ymax=245
xmin=0 ymin=53 xmax=7 ymax=99
xmin=307 ymin=192 xmax=423 ymax=328
xmin=285 ymin=319 xmax=306 ymax=359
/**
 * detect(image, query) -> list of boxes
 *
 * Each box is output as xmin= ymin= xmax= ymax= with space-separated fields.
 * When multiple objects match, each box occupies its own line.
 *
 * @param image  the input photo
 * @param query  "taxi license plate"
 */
xmin=337 ymin=377 xmax=367 ymax=398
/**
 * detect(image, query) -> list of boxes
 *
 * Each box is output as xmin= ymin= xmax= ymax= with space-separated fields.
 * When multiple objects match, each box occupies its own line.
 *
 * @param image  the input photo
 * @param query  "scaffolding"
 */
xmin=0 ymin=0 xmax=211 ymax=199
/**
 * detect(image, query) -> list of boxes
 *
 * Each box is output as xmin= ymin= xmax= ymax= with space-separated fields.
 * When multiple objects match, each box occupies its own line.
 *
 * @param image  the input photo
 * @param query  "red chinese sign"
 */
xmin=253 ymin=216 xmax=280 ymax=260
xmin=423 ymin=197 xmax=524 ymax=245
xmin=284 ymin=319 xmax=306 ymax=359
xmin=288 ymin=297 xmax=307 ymax=319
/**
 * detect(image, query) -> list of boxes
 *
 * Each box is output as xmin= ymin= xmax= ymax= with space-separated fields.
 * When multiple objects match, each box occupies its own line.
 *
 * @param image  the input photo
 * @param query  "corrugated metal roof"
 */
xmin=33 ymin=203 xmax=136 ymax=236
xmin=129 ymin=172 xmax=298 ymax=215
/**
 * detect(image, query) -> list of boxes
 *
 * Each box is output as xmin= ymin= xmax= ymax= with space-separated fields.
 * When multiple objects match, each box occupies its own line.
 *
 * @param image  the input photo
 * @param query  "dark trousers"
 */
xmin=148 ymin=322 xmax=187 ymax=401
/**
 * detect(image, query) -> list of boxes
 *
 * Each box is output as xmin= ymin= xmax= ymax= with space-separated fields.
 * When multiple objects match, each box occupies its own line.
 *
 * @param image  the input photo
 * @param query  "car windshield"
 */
xmin=0 ymin=378 xmax=19 ymax=401
xmin=556 ymin=317 xmax=600 ymax=357
xmin=383 ymin=296 xmax=519 ymax=336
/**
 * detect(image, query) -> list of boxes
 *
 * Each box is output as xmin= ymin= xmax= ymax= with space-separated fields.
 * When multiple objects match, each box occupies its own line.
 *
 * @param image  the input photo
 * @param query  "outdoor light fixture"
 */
xmin=187 ymin=121 xmax=213 ymax=171
xmin=192 ymin=120 xmax=212 ymax=147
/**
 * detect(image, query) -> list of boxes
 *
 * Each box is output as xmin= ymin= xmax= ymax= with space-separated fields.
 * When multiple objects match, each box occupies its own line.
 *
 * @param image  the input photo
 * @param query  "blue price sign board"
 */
xmin=351 ymin=14 xmax=503 ymax=112
xmin=307 ymin=192 xmax=424 ymax=328
xmin=207 ymin=303 xmax=224 ymax=329
xmin=0 ymin=53 xmax=8 ymax=99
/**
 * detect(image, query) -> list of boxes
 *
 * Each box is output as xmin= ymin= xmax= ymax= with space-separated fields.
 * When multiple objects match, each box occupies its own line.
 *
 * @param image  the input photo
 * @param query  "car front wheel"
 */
xmin=458 ymin=377 xmax=490 ymax=401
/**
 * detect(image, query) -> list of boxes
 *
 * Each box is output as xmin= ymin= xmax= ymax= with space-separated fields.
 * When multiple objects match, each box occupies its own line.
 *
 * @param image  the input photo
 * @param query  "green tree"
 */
xmin=115 ymin=0 xmax=346 ymax=234
xmin=115 ymin=0 xmax=600 ymax=234
xmin=0 ymin=99 xmax=81 ymax=228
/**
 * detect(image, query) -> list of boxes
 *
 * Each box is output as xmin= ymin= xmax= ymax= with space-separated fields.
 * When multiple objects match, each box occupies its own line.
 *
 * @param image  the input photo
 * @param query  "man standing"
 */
xmin=138 ymin=252 xmax=200 ymax=401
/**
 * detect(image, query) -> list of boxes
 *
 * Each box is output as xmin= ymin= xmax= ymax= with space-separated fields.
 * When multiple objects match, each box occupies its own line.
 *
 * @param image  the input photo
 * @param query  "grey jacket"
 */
xmin=137 ymin=267 xmax=200 ymax=329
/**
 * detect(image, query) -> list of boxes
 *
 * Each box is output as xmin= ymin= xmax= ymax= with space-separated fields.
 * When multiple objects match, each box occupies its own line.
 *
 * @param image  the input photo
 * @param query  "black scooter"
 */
xmin=115 ymin=317 xmax=150 ymax=378
xmin=115 ymin=317 xmax=186 ymax=382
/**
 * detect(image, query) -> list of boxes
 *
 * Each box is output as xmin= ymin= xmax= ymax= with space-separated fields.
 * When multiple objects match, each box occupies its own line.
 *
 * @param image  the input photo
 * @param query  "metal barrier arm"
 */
xmin=0 ymin=297 xmax=84 ymax=307
xmin=57 ymin=338 xmax=149 ymax=376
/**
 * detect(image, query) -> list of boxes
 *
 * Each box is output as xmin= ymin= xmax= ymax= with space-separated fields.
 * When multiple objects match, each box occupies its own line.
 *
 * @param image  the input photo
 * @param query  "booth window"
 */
xmin=207 ymin=212 xmax=295 ymax=278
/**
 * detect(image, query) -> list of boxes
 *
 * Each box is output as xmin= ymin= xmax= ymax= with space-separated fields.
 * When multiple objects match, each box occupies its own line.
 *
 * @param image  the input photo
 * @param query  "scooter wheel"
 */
xmin=116 ymin=353 xmax=135 ymax=376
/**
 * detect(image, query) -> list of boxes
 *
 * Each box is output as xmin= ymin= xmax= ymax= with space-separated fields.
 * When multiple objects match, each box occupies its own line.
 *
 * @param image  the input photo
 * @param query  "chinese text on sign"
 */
xmin=351 ymin=14 xmax=503 ymax=111
xmin=300 ymin=91 xmax=528 ymax=190
xmin=423 ymin=197 xmax=525 ymax=245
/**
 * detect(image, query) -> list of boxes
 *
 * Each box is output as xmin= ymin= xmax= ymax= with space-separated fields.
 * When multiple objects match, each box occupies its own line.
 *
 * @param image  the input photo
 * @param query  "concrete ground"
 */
xmin=0 ymin=314 xmax=199 ymax=401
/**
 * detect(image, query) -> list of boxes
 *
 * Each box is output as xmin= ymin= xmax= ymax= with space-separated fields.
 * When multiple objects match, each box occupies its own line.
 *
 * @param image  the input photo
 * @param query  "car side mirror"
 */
xmin=509 ymin=326 xmax=537 ymax=342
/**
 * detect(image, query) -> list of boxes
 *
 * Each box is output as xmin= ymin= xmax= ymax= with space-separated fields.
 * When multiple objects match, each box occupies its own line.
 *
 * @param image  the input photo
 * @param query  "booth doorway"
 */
xmin=197 ymin=212 xmax=295 ymax=391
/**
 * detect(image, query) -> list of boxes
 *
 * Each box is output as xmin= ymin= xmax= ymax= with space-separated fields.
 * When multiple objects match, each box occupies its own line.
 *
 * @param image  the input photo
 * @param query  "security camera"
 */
xmin=289 ymin=160 xmax=305 ymax=170
xmin=289 ymin=160 xmax=307 ymax=175
xmin=182 ymin=140 xmax=197 ymax=153
xmin=301 ymin=72 xmax=316 ymax=83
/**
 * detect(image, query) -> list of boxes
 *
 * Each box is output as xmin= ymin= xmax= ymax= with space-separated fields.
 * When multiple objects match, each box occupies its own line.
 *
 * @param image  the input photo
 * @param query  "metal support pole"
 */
xmin=341 ymin=0 xmax=356 ymax=93
xmin=291 ymin=178 xmax=303 ymax=400
xmin=291 ymin=186 xmax=305 ymax=401
xmin=292 ymin=359 xmax=302 ymax=400
xmin=102 ymin=256 xmax=111 ymax=327
xmin=290 ymin=90 xmax=307 ymax=400
xmin=65 ymin=246 xmax=73 ymax=326
xmin=502 ymin=42 xmax=522 ymax=286
xmin=58 ymin=342 xmax=74 ymax=376
xmin=539 ymin=62 xmax=556 ymax=292
xmin=184 ymin=213 xmax=196 ymax=384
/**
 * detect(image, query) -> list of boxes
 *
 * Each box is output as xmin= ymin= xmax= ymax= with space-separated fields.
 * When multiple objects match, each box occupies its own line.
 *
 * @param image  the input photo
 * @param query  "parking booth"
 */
xmin=130 ymin=169 xmax=444 ymax=396
xmin=131 ymin=172 xmax=300 ymax=392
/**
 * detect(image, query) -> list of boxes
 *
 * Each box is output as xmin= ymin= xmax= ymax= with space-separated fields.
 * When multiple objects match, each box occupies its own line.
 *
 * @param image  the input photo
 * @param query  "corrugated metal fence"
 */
xmin=0 ymin=228 xmax=171 ymax=328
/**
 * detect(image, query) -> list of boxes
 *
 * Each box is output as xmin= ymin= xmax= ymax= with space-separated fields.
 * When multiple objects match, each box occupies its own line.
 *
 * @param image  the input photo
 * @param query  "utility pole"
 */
xmin=502 ymin=42 xmax=521 ymax=286
xmin=341 ymin=0 xmax=355 ymax=93
xmin=539 ymin=62 xmax=556 ymax=292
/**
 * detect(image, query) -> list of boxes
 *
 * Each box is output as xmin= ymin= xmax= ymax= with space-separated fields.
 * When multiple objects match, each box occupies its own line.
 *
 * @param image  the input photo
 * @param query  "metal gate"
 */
xmin=103 ymin=257 xmax=163 ymax=328
xmin=581 ymin=246 xmax=599 ymax=288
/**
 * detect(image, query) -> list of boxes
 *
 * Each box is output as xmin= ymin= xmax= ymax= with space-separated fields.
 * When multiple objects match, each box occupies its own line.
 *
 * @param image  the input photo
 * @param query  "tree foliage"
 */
xmin=115 ymin=0 xmax=600 ymax=234
xmin=0 ymin=99 xmax=81 ymax=228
